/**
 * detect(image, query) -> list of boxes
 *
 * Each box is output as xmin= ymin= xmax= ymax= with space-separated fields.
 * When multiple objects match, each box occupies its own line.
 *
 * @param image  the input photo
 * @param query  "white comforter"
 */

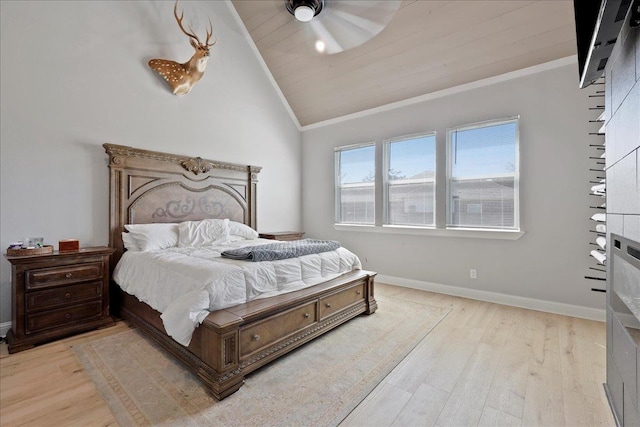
xmin=113 ymin=239 xmax=361 ymax=346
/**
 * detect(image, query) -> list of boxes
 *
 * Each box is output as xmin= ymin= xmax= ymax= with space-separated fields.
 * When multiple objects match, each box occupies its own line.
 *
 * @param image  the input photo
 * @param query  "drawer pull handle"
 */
xmin=65 ymin=273 xmax=72 ymax=278
xmin=304 ymin=313 xmax=310 ymax=318
xmin=64 ymin=292 xmax=72 ymax=299
xmin=326 ymin=303 xmax=332 ymax=308
xmin=252 ymin=334 xmax=260 ymax=341
xmin=64 ymin=313 xmax=71 ymax=320
xmin=356 ymin=290 xmax=362 ymax=295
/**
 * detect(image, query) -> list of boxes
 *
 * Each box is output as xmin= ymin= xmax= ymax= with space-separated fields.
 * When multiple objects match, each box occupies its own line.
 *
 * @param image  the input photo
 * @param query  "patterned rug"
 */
xmin=73 ymin=294 xmax=450 ymax=427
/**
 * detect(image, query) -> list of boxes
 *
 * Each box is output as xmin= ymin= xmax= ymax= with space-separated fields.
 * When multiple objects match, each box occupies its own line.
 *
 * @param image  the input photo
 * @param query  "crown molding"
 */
xmin=302 ymin=55 xmax=579 ymax=131
xmin=225 ymin=0 xmax=302 ymax=131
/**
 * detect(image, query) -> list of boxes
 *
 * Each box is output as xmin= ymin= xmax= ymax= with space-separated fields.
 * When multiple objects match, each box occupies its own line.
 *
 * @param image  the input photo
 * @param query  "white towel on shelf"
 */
xmin=591 ymin=183 xmax=606 ymax=194
xmin=596 ymin=223 xmax=606 ymax=233
xmin=591 ymin=250 xmax=606 ymax=265
xmin=591 ymin=213 xmax=606 ymax=222
xmin=596 ymin=236 xmax=606 ymax=249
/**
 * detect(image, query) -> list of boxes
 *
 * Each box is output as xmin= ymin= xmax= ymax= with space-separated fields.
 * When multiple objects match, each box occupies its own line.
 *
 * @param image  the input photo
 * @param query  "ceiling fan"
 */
xmin=284 ymin=0 xmax=401 ymax=54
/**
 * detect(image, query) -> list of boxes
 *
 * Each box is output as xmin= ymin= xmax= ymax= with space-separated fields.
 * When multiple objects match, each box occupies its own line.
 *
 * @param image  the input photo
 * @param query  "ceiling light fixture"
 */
xmin=286 ymin=0 xmax=324 ymax=22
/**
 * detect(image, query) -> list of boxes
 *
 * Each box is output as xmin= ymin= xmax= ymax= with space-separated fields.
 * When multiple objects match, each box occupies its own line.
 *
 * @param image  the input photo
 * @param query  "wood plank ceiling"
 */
xmin=231 ymin=0 xmax=577 ymax=126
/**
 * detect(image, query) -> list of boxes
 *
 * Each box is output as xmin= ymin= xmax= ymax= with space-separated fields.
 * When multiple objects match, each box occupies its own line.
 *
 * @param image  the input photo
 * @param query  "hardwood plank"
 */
xmin=478 ymin=405 xmax=522 ymax=427
xmin=390 ymin=383 xmax=449 ymax=427
xmin=341 ymin=382 xmax=412 ymax=427
xmin=485 ymin=340 xmax=530 ymax=419
xmin=386 ymin=321 xmax=457 ymax=394
xmin=435 ymin=334 xmax=504 ymax=426
xmin=0 ymin=286 xmax=616 ymax=427
xmin=522 ymin=362 xmax=566 ymax=426
xmin=0 ymin=324 xmax=127 ymax=426
xmin=563 ymin=388 xmax=615 ymax=427
xmin=423 ymin=323 xmax=483 ymax=392
xmin=559 ymin=317 xmax=606 ymax=399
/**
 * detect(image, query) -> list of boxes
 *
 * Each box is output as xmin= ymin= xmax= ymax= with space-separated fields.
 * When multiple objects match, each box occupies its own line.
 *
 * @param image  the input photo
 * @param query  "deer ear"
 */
xmin=190 ymin=39 xmax=198 ymax=49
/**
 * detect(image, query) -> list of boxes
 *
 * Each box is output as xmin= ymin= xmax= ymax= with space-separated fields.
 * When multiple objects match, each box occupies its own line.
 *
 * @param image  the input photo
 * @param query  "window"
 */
xmin=335 ymin=144 xmax=375 ymax=224
xmin=384 ymin=133 xmax=436 ymax=226
xmin=334 ymin=116 xmax=522 ymax=238
xmin=447 ymin=118 xmax=519 ymax=230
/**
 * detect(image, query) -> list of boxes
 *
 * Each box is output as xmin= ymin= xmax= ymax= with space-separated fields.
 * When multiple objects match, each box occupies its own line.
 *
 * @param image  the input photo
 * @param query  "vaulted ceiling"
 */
xmin=231 ymin=0 xmax=577 ymax=127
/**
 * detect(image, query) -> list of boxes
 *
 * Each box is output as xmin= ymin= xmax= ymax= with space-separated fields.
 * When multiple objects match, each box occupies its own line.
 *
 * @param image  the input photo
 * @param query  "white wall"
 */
xmin=0 ymin=1 xmax=301 ymax=325
xmin=302 ymin=62 xmax=605 ymax=311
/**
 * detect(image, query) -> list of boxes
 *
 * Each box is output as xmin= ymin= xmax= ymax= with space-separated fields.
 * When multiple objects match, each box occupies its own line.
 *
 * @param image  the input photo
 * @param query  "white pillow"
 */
xmin=178 ymin=218 xmax=230 ymax=247
xmin=124 ymin=223 xmax=179 ymax=251
xmin=228 ymin=221 xmax=259 ymax=240
xmin=121 ymin=232 xmax=139 ymax=251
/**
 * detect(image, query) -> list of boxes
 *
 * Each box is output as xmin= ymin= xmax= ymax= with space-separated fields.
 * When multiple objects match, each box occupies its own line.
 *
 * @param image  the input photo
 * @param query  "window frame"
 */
xmin=334 ymin=142 xmax=377 ymax=225
xmin=445 ymin=116 xmax=520 ymax=231
xmin=332 ymin=116 xmax=524 ymax=240
xmin=382 ymin=132 xmax=437 ymax=227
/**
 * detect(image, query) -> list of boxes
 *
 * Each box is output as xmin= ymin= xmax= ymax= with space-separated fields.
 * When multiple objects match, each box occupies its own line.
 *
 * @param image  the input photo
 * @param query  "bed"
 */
xmin=104 ymin=143 xmax=377 ymax=400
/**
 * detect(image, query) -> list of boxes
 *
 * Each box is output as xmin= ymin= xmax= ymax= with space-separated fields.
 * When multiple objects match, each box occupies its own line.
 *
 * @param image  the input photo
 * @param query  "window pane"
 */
xmin=450 ymin=177 xmax=515 ymax=228
xmin=451 ymin=121 xmax=517 ymax=178
xmin=340 ymin=145 xmax=375 ymax=185
xmin=448 ymin=120 xmax=518 ymax=229
xmin=340 ymin=184 xmax=375 ymax=224
xmin=388 ymin=182 xmax=434 ymax=225
xmin=337 ymin=145 xmax=375 ymax=224
xmin=386 ymin=135 xmax=435 ymax=226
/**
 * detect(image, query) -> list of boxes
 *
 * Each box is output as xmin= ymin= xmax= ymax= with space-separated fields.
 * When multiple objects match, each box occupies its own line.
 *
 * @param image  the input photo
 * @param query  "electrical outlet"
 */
xmin=470 ymin=269 xmax=477 ymax=279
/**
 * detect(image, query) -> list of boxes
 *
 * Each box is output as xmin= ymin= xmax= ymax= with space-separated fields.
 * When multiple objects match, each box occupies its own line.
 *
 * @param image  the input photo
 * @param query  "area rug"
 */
xmin=73 ymin=294 xmax=450 ymax=427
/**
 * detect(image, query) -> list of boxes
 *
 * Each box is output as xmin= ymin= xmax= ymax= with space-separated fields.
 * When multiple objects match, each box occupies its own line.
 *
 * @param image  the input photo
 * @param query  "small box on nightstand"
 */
xmin=58 ymin=239 xmax=79 ymax=251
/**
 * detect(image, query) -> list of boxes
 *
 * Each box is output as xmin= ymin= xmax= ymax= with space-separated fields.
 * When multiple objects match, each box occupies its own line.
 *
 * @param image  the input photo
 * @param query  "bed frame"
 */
xmin=104 ymin=143 xmax=377 ymax=399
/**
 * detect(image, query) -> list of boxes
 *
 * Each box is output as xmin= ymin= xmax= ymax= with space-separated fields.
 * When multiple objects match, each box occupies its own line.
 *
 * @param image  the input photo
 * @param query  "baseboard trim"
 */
xmin=0 ymin=321 xmax=11 ymax=338
xmin=377 ymin=274 xmax=606 ymax=322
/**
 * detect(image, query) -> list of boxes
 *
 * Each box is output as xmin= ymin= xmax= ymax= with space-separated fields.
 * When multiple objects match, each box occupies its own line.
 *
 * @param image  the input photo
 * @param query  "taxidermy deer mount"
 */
xmin=148 ymin=1 xmax=217 ymax=96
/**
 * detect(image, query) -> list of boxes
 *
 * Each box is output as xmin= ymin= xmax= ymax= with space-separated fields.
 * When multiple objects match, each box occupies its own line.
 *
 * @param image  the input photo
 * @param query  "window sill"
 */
xmin=333 ymin=224 xmax=525 ymax=240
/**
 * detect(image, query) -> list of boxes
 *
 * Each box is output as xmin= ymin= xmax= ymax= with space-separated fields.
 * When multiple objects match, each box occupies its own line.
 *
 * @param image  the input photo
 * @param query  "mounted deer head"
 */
xmin=149 ymin=1 xmax=217 ymax=96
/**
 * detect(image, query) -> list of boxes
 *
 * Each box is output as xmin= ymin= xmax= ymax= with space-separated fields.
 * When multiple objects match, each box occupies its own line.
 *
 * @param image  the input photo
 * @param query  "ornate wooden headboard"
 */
xmin=104 ymin=143 xmax=261 ymax=267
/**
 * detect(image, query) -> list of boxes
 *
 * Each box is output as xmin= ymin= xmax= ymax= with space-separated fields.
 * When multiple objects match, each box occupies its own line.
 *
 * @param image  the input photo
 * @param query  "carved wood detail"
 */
xmin=104 ymin=143 xmax=262 ymax=175
xmin=181 ymin=157 xmax=214 ymax=175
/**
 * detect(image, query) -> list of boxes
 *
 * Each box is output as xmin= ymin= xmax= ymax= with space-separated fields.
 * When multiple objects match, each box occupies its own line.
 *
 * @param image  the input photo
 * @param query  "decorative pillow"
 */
xmin=228 ymin=221 xmax=259 ymax=240
xmin=178 ymin=218 xmax=230 ymax=247
xmin=121 ymin=232 xmax=140 ymax=252
xmin=124 ymin=223 xmax=179 ymax=251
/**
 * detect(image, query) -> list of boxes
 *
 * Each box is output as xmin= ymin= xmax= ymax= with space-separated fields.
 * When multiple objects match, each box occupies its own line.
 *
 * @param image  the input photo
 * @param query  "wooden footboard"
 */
xmin=117 ymin=269 xmax=377 ymax=400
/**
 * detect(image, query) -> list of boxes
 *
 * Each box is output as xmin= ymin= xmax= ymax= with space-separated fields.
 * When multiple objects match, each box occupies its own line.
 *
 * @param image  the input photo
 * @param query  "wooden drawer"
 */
xmin=26 ymin=281 xmax=102 ymax=312
xmin=240 ymin=301 xmax=317 ymax=356
xmin=26 ymin=263 xmax=103 ymax=290
xmin=319 ymin=283 xmax=365 ymax=320
xmin=26 ymin=302 xmax=102 ymax=334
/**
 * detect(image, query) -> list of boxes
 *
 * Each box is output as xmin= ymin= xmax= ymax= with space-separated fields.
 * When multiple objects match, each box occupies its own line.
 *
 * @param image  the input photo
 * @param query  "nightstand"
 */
xmin=5 ymin=246 xmax=115 ymax=353
xmin=259 ymin=232 xmax=305 ymax=241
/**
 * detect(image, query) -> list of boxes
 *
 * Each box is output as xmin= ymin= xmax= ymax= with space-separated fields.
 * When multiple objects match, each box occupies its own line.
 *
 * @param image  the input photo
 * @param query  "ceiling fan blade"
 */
xmin=305 ymin=0 xmax=401 ymax=54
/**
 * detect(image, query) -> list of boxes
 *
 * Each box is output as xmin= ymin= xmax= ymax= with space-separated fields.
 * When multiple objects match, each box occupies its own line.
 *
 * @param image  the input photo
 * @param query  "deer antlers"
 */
xmin=173 ymin=1 xmax=216 ymax=49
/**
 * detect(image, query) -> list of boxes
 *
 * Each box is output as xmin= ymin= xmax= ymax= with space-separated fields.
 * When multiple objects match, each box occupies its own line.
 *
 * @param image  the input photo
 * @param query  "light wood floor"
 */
xmin=0 ymin=283 xmax=615 ymax=426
